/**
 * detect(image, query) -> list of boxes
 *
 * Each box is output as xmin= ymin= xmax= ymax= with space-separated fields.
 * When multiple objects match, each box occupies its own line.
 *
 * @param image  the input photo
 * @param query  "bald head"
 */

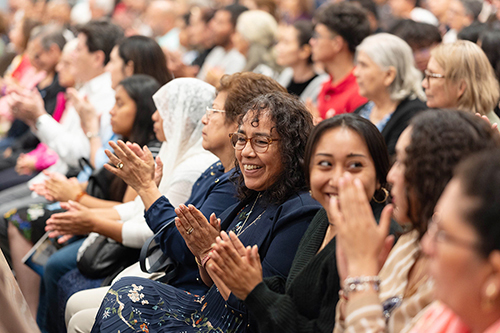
xmin=146 ymin=1 xmax=178 ymax=37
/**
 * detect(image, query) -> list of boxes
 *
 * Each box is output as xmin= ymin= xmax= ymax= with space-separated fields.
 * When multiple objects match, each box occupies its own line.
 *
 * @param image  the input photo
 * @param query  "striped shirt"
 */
xmin=335 ymin=230 xmax=434 ymax=333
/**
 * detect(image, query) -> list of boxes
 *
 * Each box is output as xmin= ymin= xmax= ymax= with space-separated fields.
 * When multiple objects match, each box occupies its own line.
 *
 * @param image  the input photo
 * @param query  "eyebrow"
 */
xmin=314 ymin=153 xmax=367 ymax=158
xmin=236 ymin=129 xmax=271 ymax=136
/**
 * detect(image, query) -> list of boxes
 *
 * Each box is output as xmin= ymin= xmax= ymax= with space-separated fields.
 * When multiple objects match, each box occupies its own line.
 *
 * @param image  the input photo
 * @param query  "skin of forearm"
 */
xmin=79 ymin=194 xmax=123 ymax=209
xmin=92 ymin=217 xmax=123 ymax=243
xmin=137 ymin=181 xmax=162 ymax=211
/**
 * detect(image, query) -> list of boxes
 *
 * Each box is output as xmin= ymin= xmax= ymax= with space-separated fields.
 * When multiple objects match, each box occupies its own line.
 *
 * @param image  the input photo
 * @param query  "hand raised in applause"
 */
xmin=208 ymin=231 xmax=263 ymax=300
xmin=104 ymin=140 xmax=159 ymax=192
xmin=175 ymin=204 xmax=221 ymax=260
xmin=329 ymin=172 xmax=394 ymax=280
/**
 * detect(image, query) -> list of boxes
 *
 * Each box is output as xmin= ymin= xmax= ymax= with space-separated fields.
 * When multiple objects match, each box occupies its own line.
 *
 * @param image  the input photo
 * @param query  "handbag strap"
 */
xmin=139 ymin=218 xmax=176 ymax=273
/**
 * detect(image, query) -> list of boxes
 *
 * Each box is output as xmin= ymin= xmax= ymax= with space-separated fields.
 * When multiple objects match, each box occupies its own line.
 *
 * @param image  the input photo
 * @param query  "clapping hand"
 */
xmin=208 ymin=231 xmax=263 ymax=300
xmin=175 ymin=204 xmax=221 ymax=260
xmin=330 ymin=173 xmax=394 ymax=279
xmin=45 ymin=201 xmax=94 ymax=242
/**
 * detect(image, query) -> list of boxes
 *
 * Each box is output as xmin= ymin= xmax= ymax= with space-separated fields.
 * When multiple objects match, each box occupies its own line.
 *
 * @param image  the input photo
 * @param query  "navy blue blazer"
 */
xmin=145 ymin=161 xmax=239 ymax=294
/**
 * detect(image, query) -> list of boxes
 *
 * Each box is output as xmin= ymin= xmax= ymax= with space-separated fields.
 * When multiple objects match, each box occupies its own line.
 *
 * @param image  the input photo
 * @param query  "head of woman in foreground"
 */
xmin=422 ymin=150 xmax=500 ymax=332
xmin=423 ymin=40 xmax=499 ymax=116
xmin=389 ymin=110 xmax=499 ymax=237
xmin=304 ymin=114 xmax=390 ymax=214
xmin=232 ymin=92 xmax=313 ymax=204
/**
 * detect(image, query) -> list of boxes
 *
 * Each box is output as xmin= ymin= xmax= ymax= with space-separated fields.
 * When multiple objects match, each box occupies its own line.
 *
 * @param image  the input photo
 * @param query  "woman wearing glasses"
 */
xmin=409 ymin=150 xmax=500 ymax=333
xmin=353 ymin=33 xmax=427 ymax=157
xmin=90 ymin=92 xmax=321 ymax=333
xmin=332 ymin=110 xmax=499 ymax=333
xmin=64 ymin=73 xmax=287 ymax=332
xmin=423 ymin=40 xmax=500 ymax=126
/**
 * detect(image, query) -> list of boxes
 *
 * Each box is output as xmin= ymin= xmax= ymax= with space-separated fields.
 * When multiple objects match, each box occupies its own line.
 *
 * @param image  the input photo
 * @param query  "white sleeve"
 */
xmin=34 ymin=111 xmax=90 ymax=168
xmin=114 ymin=198 xmax=142 ymax=221
xmin=120 ymin=212 xmax=154 ymax=249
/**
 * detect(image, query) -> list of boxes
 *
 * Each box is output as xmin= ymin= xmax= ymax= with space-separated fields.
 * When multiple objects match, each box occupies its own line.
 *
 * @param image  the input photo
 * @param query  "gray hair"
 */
xmin=356 ymin=33 xmax=426 ymax=102
xmin=30 ymin=25 xmax=67 ymax=51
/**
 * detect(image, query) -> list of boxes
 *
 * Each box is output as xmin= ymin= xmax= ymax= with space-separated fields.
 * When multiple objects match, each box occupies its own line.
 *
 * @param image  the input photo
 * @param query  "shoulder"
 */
xmin=273 ymin=192 xmax=322 ymax=222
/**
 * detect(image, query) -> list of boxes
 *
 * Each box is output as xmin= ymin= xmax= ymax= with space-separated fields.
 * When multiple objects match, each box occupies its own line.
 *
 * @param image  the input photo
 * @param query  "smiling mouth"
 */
xmin=243 ymin=165 xmax=262 ymax=170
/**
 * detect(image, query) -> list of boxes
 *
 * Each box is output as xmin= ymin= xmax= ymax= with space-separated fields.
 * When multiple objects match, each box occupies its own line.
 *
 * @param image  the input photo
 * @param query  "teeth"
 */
xmin=244 ymin=165 xmax=262 ymax=170
xmin=328 ymin=194 xmax=339 ymax=199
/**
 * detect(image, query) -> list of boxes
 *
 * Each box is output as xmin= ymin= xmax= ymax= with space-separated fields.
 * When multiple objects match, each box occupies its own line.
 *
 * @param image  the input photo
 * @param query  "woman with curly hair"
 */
xmin=90 ymin=92 xmax=321 ymax=333
xmin=332 ymin=110 xmax=500 ymax=332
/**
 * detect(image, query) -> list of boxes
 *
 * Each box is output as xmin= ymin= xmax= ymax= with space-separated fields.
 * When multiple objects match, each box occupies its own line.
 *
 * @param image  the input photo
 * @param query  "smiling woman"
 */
xmin=90 ymin=91 xmax=321 ymax=333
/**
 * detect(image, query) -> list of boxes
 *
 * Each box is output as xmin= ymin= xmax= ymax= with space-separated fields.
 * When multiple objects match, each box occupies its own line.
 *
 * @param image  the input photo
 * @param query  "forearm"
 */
xmin=88 ymin=136 xmax=102 ymax=168
xmin=92 ymin=217 xmax=123 ymax=243
xmin=79 ymin=194 xmax=123 ymax=209
xmin=137 ymin=181 xmax=163 ymax=211
xmin=90 ymin=208 xmax=121 ymax=220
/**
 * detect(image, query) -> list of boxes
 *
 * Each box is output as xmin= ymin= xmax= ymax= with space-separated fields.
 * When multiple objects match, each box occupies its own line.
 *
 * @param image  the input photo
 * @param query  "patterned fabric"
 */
xmin=358 ymin=101 xmax=394 ymax=132
xmin=4 ymin=202 xmax=64 ymax=243
xmin=334 ymin=230 xmax=435 ymax=333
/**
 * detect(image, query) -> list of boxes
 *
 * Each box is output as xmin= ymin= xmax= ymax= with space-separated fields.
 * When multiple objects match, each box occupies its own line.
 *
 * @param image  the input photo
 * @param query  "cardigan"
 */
xmin=355 ymin=97 xmax=427 ymax=157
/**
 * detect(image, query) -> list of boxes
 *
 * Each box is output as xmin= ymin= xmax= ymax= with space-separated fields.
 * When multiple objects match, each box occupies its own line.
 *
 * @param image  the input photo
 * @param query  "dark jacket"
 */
xmin=355 ymin=97 xmax=427 ymax=157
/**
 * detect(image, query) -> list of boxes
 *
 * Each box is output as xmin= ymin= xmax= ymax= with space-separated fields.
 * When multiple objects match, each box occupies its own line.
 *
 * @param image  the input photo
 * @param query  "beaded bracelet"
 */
xmin=195 ymin=254 xmax=212 ymax=268
xmin=75 ymin=191 xmax=87 ymax=203
xmin=342 ymin=276 xmax=381 ymax=300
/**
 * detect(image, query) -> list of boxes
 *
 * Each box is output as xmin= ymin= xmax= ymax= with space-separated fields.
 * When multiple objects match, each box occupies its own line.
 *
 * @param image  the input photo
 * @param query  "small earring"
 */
xmin=483 ymin=283 xmax=498 ymax=310
xmin=373 ymin=187 xmax=389 ymax=204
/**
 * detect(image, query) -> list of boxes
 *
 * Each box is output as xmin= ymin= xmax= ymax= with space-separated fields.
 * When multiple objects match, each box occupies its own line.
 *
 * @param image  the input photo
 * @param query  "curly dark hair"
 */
xmin=404 ymin=110 xmax=500 ymax=238
xmin=218 ymin=72 xmax=287 ymax=125
xmin=454 ymin=149 xmax=500 ymax=257
xmin=304 ymin=114 xmax=390 ymax=201
xmin=233 ymin=92 xmax=314 ymax=205
xmin=314 ymin=2 xmax=370 ymax=54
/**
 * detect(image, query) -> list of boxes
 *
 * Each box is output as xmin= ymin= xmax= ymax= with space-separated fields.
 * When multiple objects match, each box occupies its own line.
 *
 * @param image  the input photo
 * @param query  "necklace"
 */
xmin=234 ymin=193 xmax=265 ymax=236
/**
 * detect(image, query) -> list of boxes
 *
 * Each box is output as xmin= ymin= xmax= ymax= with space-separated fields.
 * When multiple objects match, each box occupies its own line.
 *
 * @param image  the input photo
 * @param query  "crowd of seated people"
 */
xmin=1 ymin=0 xmax=500 ymax=332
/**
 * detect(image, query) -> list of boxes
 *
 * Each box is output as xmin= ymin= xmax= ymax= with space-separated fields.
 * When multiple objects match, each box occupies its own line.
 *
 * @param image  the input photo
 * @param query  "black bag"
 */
xmin=77 ymin=235 xmax=140 ymax=281
xmin=139 ymin=218 xmax=179 ymax=283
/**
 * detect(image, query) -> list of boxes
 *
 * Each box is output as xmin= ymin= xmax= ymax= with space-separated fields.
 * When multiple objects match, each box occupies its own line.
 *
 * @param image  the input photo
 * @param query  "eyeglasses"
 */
xmin=205 ymin=106 xmax=225 ymax=120
xmin=311 ymin=31 xmax=336 ymax=40
xmin=423 ymin=69 xmax=446 ymax=86
xmin=427 ymin=214 xmax=478 ymax=251
xmin=229 ymin=132 xmax=279 ymax=153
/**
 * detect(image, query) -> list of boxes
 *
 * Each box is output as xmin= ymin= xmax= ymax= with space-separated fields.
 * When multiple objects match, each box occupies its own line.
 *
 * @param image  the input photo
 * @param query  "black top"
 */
xmin=355 ymin=97 xmax=427 ymax=157
xmin=286 ymin=74 xmax=318 ymax=98
xmin=244 ymin=208 xmax=339 ymax=333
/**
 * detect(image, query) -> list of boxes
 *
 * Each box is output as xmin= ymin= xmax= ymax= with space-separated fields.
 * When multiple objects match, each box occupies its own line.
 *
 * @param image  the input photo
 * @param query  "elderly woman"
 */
xmin=333 ymin=110 xmax=499 ymax=332
xmin=90 ymin=92 xmax=321 ymax=332
xmin=423 ymin=40 xmax=500 ymax=125
xmin=232 ymin=10 xmax=281 ymax=78
xmin=354 ymin=33 xmax=427 ymax=157
xmin=410 ymin=150 xmax=500 ymax=332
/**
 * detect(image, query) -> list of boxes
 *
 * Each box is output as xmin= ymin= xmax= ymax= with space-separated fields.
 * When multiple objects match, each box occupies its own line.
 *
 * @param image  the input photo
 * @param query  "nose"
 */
xmin=240 ymin=139 xmax=256 ymax=158
xmin=110 ymin=104 xmax=117 ymax=116
xmin=152 ymin=110 xmax=159 ymax=121
xmin=353 ymin=65 xmax=359 ymax=78
xmin=421 ymin=76 xmax=428 ymax=89
xmin=387 ymin=164 xmax=396 ymax=185
xmin=328 ymin=165 xmax=344 ymax=188
xmin=201 ymin=113 xmax=208 ymax=125
xmin=421 ymin=229 xmax=436 ymax=257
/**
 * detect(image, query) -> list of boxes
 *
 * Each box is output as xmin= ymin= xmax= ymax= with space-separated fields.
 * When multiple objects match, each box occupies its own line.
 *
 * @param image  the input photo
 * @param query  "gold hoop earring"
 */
xmin=373 ymin=187 xmax=389 ymax=204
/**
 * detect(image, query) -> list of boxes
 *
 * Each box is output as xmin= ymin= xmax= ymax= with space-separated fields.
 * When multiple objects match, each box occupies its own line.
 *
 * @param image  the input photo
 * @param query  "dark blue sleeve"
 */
xmin=153 ymin=176 xmax=239 ymax=266
xmin=226 ymin=194 xmax=321 ymax=312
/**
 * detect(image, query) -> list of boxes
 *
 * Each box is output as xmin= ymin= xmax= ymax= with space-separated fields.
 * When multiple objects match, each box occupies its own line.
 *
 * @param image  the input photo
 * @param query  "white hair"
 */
xmin=356 ymin=33 xmax=426 ymax=102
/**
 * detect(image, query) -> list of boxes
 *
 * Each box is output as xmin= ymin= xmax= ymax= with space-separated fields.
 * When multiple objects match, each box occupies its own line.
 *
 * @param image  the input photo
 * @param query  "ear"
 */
xmin=332 ymin=35 xmax=345 ymax=54
xmin=298 ymin=44 xmax=312 ymax=62
xmin=124 ymin=60 xmax=134 ymax=77
xmin=93 ymin=49 xmax=106 ymax=69
xmin=481 ymin=250 xmax=500 ymax=311
xmin=457 ymin=79 xmax=467 ymax=99
xmin=384 ymin=66 xmax=397 ymax=88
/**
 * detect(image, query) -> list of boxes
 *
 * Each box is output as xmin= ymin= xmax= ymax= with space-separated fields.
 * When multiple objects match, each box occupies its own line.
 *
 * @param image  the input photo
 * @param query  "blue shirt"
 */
xmin=145 ymin=161 xmax=239 ymax=294
xmin=358 ymin=101 xmax=393 ymax=132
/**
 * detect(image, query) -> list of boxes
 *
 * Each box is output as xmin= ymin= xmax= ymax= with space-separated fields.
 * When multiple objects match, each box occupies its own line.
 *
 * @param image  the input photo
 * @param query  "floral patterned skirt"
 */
xmin=91 ymin=277 xmax=246 ymax=333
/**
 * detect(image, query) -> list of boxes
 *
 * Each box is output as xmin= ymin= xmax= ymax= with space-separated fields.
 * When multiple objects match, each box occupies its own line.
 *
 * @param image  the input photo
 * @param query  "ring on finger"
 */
xmin=186 ymin=227 xmax=194 ymax=235
xmin=116 ymin=162 xmax=124 ymax=169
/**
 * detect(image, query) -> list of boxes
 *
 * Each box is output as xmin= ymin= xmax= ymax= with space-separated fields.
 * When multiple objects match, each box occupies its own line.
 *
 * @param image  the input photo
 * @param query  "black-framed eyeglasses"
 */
xmin=427 ymin=214 xmax=479 ymax=251
xmin=229 ymin=132 xmax=279 ymax=153
xmin=423 ymin=69 xmax=446 ymax=86
xmin=205 ymin=106 xmax=225 ymax=120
